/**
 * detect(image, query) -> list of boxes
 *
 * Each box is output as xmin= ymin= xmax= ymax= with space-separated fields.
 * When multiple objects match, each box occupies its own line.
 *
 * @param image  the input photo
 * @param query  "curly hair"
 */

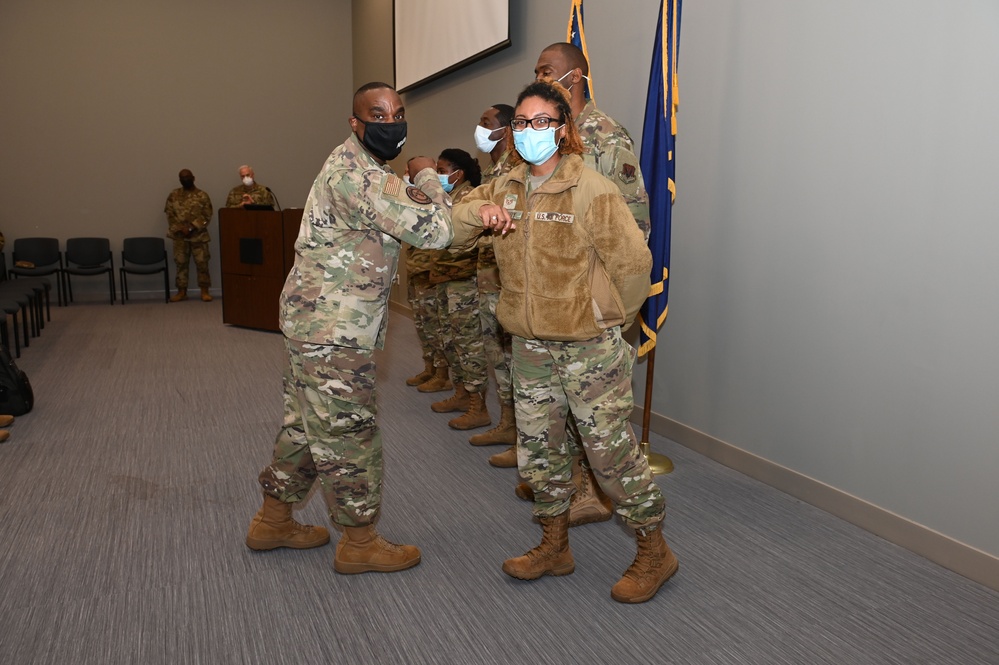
xmin=505 ymin=80 xmax=584 ymax=168
xmin=438 ymin=148 xmax=482 ymax=188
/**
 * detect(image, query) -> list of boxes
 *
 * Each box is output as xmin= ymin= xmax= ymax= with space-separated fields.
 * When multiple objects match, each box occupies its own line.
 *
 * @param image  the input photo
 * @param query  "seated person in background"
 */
xmin=225 ymin=165 xmax=276 ymax=208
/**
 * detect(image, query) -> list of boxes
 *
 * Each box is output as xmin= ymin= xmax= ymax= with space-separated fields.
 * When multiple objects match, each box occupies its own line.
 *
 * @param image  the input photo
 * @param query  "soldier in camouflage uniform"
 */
xmin=453 ymin=81 xmax=677 ymax=604
xmin=225 ymin=165 xmax=276 ymax=209
xmin=468 ymin=104 xmax=521 ymax=462
xmin=427 ymin=148 xmax=490 ymax=431
xmin=164 ymin=169 xmax=214 ymax=302
xmin=517 ymin=42 xmax=655 ymax=524
xmin=403 ymin=244 xmax=448 ymax=392
xmin=246 ymin=83 xmax=454 ymax=575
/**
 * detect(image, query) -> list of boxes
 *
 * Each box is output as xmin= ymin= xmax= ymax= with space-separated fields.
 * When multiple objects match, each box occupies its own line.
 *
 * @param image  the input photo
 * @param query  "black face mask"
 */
xmin=354 ymin=116 xmax=407 ymax=161
xmin=179 ymin=177 xmax=195 ymax=189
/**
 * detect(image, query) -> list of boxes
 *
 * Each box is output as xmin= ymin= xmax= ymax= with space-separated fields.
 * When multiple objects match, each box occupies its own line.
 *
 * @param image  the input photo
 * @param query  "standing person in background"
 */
xmin=426 ymin=148 xmax=490 ymax=431
xmin=246 ymin=82 xmax=454 ymax=575
xmin=164 ymin=169 xmax=214 ymax=302
xmin=452 ymin=80 xmax=676 ymax=604
xmin=467 ymin=104 xmax=520 ymax=463
xmin=511 ymin=42 xmax=653 ymax=525
xmin=225 ymin=165 xmax=276 ymax=209
xmin=403 ymin=234 xmax=449 ymax=394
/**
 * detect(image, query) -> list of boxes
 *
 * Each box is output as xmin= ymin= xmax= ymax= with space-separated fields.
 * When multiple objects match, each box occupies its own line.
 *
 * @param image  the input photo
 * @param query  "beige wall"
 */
xmin=0 ymin=0 xmax=353 ymax=297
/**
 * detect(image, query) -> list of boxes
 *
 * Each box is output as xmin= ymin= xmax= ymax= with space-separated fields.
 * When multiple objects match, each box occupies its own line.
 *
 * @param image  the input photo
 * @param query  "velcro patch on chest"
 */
xmin=534 ymin=212 xmax=574 ymax=224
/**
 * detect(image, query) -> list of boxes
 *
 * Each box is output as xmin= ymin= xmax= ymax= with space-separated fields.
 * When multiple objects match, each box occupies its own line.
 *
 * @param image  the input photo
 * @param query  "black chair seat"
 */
xmin=63 ymin=237 xmax=115 ymax=305
xmin=120 ymin=237 xmax=169 ymax=304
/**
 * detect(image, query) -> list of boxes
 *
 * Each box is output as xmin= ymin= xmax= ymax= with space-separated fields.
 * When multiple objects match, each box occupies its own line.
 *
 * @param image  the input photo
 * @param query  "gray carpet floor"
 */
xmin=0 ymin=298 xmax=997 ymax=665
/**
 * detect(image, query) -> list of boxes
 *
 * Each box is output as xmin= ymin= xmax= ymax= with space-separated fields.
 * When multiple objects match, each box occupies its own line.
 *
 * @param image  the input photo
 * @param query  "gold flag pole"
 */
xmin=640 ymin=346 xmax=673 ymax=475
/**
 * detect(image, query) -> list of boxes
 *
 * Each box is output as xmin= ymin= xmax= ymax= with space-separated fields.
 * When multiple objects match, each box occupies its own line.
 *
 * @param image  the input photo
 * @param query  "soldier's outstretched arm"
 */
xmin=361 ymin=165 xmax=453 ymax=250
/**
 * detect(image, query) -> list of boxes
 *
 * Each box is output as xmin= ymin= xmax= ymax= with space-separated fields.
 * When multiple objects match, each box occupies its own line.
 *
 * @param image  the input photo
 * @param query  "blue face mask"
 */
xmin=437 ymin=172 xmax=455 ymax=193
xmin=513 ymin=125 xmax=563 ymax=165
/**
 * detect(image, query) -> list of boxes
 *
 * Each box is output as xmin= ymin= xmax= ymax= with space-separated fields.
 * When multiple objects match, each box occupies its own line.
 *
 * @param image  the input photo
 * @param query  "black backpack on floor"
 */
xmin=0 ymin=345 xmax=33 ymax=416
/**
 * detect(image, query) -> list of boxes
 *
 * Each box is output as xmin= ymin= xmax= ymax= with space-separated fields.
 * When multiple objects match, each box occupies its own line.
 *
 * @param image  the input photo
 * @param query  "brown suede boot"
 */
xmin=406 ymin=359 xmax=434 ymax=386
xmin=448 ymin=390 xmax=491 ymax=430
xmin=489 ymin=445 xmax=517 ymax=468
xmin=569 ymin=464 xmax=613 ymax=527
xmin=245 ymin=494 xmax=331 ymax=551
xmin=169 ymin=289 xmax=188 ymax=302
xmin=417 ymin=364 xmax=452 ymax=393
xmin=333 ymin=525 xmax=421 ymax=574
xmin=0 ymin=415 xmax=14 ymax=428
xmin=502 ymin=512 xmax=574 ymax=580
xmin=432 ymin=384 xmax=470 ymax=413
xmin=469 ymin=402 xmax=516 ymax=446
xmin=200 ymin=287 xmax=213 ymax=302
xmin=514 ymin=482 xmax=535 ymax=501
xmin=610 ymin=525 xmax=679 ymax=603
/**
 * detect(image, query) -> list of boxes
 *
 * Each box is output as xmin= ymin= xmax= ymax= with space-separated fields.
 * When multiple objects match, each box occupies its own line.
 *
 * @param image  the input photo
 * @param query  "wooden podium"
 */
xmin=219 ymin=207 xmax=301 ymax=331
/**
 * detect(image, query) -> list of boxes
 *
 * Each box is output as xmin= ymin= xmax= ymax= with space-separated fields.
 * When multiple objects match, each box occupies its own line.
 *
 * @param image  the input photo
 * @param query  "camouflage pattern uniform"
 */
xmin=477 ymin=152 xmax=514 ymax=403
xmin=257 ymin=134 xmax=452 ymax=527
xmin=452 ymin=154 xmax=660 ymax=527
xmin=406 ymin=246 xmax=443 ymax=368
xmin=576 ymin=100 xmax=651 ymax=242
xmin=562 ymin=102 xmax=653 ymax=461
xmin=428 ymin=180 xmax=487 ymax=392
xmin=164 ymin=187 xmax=213 ymax=289
xmin=513 ymin=328 xmax=664 ymax=526
xmin=225 ymin=182 xmax=276 ymax=208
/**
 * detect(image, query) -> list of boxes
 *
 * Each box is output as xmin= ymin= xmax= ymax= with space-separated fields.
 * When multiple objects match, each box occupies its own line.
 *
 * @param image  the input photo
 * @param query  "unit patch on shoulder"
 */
xmin=406 ymin=186 xmax=432 ymax=205
xmin=620 ymin=163 xmax=637 ymax=183
xmin=534 ymin=212 xmax=574 ymax=224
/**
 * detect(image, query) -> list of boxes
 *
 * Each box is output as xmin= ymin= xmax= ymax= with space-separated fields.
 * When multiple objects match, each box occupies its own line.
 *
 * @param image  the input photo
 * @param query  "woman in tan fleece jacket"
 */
xmin=451 ymin=80 xmax=679 ymax=604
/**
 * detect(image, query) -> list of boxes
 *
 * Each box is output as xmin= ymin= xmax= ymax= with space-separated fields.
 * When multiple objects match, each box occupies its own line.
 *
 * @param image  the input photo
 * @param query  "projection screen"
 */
xmin=394 ymin=0 xmax=510 ymax=93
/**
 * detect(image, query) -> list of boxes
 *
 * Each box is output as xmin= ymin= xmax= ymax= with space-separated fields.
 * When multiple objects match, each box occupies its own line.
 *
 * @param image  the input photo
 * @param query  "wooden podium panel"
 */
xmin=219 ymin=208 xmax=302 ymax=331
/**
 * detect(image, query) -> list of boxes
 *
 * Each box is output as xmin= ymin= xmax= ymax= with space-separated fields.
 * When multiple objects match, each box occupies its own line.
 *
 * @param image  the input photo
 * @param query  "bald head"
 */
xmin=352 ymin=82 xmax=398 ymax=116
xmin=541 ymin=42 xmax=588 ymax=76
xmin=178 ymin=169 xmax=195 ymax=189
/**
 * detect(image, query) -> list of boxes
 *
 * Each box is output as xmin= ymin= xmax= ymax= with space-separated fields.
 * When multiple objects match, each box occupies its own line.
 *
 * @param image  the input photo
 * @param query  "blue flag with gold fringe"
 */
xmin=566 ymin=0 xmax=593 ymax=100
xmin=638 ymin=0 xmax=681 ymax=356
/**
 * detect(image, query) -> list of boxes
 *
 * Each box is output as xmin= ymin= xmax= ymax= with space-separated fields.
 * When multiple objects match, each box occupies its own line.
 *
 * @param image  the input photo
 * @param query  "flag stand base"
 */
xmin=640 ymin=441 xmax=673 ymax=475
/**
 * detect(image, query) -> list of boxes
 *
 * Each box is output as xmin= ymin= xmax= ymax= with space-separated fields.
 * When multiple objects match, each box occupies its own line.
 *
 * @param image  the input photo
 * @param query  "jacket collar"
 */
xmin=508 ymin=153 xmax=583 ymax=195
xmin=345 ymin=133 xmax=390 ymax=172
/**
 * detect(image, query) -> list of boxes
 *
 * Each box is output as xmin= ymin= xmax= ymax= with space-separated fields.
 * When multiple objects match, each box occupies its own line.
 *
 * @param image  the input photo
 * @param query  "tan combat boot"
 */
xmin=406 ymin=359 xmax=435 ymax=387
xmin=169 ymin=289 xmax=188 ymax=302
xmin=610 ymin=525 xmax=679 ymax=603
xmin=469 ymin=402 xmax=516 ymax=446
xmin=201 ymin=287 xmax=213 ymax=302
xmin=0 ymin=430 xmax=8 ymax=443
xmin=489 ymin=445 xmax=517 ymax=468
xmin=501 ymin=512 xmax=574 ymax=580
xmin=417 ymin=364 xmax=452 ymax=393
xmin=0 ymin=415 xmax=14 ymax=428
xmin=245 ymin=494 xmax=331 ymax=551
xmin=569 ymin=464 xmax=613 ymax=527
xmin=448 ymin=390 xmax=491 ymax=430
xmin=333 ymin=525 xmax=421 ymax=574
xmin=514 ymin=482 xmax=534 ymax=501
xmin=431 ymin=383 xmax=470 ymax=413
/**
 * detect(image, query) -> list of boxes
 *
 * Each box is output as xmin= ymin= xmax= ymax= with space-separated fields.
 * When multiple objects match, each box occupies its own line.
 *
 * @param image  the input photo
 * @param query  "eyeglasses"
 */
xmin=511 ymin=116 xmax=562 ymax=131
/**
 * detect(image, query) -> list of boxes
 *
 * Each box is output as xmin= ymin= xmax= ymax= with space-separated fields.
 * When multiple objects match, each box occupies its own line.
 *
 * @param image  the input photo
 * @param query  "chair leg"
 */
xmin=108 ymin=270 xmax=115 ymax=305
xmin=12 ymin=311 xmax=20 ymax=357
xmin=20 ymin=306 xmax=28 ymax=348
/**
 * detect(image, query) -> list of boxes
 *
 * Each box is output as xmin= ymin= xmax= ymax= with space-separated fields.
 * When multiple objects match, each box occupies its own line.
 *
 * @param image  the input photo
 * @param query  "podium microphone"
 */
xmin=266 ymin=187 xmax=282 ymax=211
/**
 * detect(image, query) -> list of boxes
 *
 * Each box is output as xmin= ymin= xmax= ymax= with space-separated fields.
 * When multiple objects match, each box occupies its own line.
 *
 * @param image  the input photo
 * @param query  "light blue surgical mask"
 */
xmin=513 ymin=125 xmax=563 ymax=165
xmin=437 ymin=172 xmax=455 ymax=193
